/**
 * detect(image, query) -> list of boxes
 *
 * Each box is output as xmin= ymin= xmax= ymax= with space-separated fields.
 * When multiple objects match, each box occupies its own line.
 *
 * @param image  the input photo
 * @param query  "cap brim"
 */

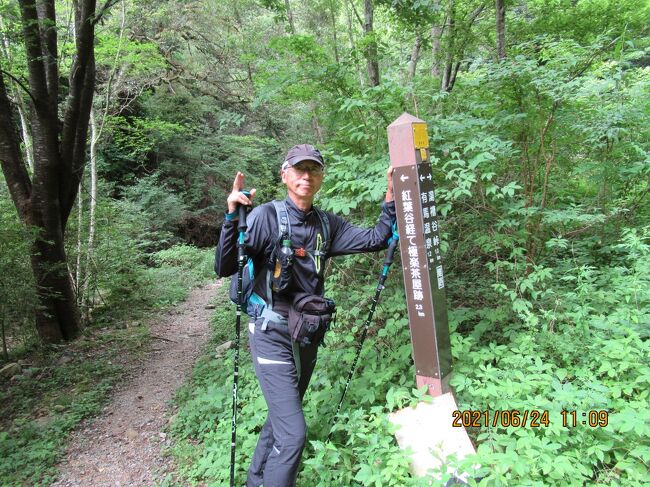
xmin=286 ymin=156 xmax=324 ymax=167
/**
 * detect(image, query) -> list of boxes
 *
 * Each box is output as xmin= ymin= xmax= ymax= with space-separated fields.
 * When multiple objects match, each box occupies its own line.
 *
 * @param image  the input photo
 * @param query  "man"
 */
xmin=215 ymin=144 xmax=395 ymax=486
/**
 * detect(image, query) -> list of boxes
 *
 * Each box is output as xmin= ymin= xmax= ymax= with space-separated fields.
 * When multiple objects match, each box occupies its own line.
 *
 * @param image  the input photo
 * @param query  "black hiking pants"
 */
xmin=246 ymin=316 xmax=318 ymax=487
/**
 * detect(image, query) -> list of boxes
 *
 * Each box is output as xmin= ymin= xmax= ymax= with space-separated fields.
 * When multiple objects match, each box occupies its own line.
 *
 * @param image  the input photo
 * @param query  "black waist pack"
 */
xmin=288 ymin=293 xmax=336 ymax=347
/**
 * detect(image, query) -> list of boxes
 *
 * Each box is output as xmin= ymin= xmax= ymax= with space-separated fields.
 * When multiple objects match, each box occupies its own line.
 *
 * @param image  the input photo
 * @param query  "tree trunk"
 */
xmin=0 ymin=16 xmax=34 ymax=172
xmin=234 ymin=4 xmax=254 ymax=85
xmin=285 ymin=0 xmax=295 ymax=34
xmin=407 ymin=33 xmax=422 ymax=80
xmin=1 ymin=313 xmax=8 ymax=360
xmin=75 ymin=180 xmax=83 ymax=302
xmin=79 ymin=0 xmax=125 ymax=319
xmin=495 ymin=0 xmax=506 ymax=60
xmin=30 ymin=227 xmax=81 ymax=342
xmin=0 ymin=0 xmax=100 ymax=343
xmin=15 ymin=99 xmax=34 ymax=172
xmin=82 ymin=107 xmax=98 ymax=315
xmin=312 ymin=115 xmax=324 ymax=144
xmin=441 ymin=0 xmax=455 ymax=91
xmin=448 ymin=61 xmax=462 ymax=92
xmin=363 ymin=0 xmax=380 ymax=86
xmin=330 ymin=0 xmax=339 ymax=63
xmin=345 ymin=0 xmax=365 ymax=88
xmin=431 ymin=22 xmax=443 ymax=77
xmin=441 ymin=2 xmax=484 ymax=92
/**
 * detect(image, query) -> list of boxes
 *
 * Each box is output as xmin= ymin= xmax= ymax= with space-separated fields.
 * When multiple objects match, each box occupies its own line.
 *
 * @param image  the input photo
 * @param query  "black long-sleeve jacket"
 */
xmin=215 ymin=196 xmax=396 ymax=313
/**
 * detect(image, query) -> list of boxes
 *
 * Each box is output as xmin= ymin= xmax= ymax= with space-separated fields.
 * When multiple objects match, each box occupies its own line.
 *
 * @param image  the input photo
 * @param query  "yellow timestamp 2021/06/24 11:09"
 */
xmin=451 ymin=409 xmax=610 ymax=428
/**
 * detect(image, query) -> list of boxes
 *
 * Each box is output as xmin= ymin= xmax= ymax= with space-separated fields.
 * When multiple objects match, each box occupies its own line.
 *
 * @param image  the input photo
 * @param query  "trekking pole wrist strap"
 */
xmin=225 ymin=209 xmax=239 ymax=221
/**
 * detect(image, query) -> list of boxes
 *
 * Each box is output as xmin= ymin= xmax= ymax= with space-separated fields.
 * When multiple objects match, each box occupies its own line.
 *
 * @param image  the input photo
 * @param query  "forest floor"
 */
xmin=51 ymin=280 xmax=221 ymax=487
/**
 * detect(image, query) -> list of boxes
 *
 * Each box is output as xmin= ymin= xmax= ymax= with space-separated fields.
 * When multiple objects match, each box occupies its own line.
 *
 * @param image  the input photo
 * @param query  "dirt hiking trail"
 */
xmin=52 ymin=280 xmax=222 ymax=487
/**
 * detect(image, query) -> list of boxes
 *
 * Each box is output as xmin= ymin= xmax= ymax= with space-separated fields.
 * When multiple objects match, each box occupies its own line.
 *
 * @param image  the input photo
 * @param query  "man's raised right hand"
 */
xmin=227 ymin=172 xmax=257 ymax=214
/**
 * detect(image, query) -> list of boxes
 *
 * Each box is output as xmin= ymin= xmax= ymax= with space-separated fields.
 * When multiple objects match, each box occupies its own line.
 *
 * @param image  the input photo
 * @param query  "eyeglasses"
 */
xmin=286 ymin=164 xmax=324 ymax=175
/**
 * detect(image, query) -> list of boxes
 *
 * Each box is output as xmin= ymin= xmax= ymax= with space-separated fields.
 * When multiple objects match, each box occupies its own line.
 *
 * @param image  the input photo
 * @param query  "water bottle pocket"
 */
xmin=270 ymin=238 xmax=293 ymax=294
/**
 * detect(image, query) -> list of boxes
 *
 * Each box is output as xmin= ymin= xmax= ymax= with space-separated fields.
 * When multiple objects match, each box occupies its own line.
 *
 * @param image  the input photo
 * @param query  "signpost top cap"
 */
xmin=388 ymin=112 xmax=426 ymax=129
xmin=387 ymin=113 xmax=429 ymax=167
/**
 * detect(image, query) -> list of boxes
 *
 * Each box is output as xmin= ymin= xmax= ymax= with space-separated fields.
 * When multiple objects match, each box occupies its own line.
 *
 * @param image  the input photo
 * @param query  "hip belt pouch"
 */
xmin=229 ymin=259 xmax=255 ymax=306
xmin=288 ymin=293 xmax=336 ymax=347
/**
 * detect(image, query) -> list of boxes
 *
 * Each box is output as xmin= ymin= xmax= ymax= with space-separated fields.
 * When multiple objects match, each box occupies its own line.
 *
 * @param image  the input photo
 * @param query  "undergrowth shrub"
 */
xmin=450 ymin=227 xmax=650 ymax=485
xmin=0 ymin=183 xmax=38 ymax=355
xmin=142 ymin=245 xmax=215 ymax=309
xmin=76 ymin=196 xmax=214 ymax=322
xmin=151 ymin=244 xmax=215 ymax=282
xmin=170 ymin=227 xmax=649 ymax=486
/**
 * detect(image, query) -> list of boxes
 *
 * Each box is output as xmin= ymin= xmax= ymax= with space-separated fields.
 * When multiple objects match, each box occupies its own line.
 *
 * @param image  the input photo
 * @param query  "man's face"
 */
xmin=281 ymin=160 xmax=324 ymax=202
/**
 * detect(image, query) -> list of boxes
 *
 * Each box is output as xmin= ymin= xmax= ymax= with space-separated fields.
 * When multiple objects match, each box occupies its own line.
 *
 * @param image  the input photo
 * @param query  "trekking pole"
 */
xmin=327 ymin=226 xmax=399 ymax=442
xmin=231 ymin=190 xmax=251 ymax=487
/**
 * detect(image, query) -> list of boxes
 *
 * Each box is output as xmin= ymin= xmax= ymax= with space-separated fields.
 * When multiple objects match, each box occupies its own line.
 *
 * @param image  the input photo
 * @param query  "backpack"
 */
xmin=228 ymin=200 xmax=331 ymax=311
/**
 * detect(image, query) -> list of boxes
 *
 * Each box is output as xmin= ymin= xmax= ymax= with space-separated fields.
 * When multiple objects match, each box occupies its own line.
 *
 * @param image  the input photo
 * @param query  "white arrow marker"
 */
xmin=400 ymin=174 xmax=409 ymax=182
xmin=419 ymin=174 xmax=425 ymax=182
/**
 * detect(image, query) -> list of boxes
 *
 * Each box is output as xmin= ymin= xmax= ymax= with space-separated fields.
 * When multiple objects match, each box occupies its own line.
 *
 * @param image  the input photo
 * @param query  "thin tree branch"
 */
xmin=96 ymin=0 xmax=126 ymax=143
xmin=567 ymin=36 xmax=620 ymax=82
xmin=57 ymin=0 xmax=76 ymax=76
xmin=467 ymin=3 xmax=486 ymax=25
xmin=93 ymin=0 xmax=120 ymax=25
xmin=347 ymin=0 xmax=363 ymax=27
xmin=0 ymin=69 xmax=37 ymax=104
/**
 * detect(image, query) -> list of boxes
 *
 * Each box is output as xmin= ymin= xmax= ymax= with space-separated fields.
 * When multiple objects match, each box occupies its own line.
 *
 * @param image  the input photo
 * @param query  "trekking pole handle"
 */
xmin=383 ymin=238 xmax=399 ymax=267
xmin=383 ymin=227 xmax=399 ymax=268
xmin=237 ymin=190 xmax=251 ymax=233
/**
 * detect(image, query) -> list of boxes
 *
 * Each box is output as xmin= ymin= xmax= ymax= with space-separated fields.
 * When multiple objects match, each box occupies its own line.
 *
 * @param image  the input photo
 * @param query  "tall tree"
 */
xmin=363 ymin=0 xmax=380 ymax=86
xmin=407 ymin=32 xmax=422 ymax=80
xmin=329 ymin=0 xmax=340 ymax=63
xmin=0 ymin=0 xmax=106 ymax=342
xmin=495 ymin=0 xmax=506 ymax=59
xmin=431 ymin=16 xmax=443 ymax=77
xmin=284 ymin=0 xmax=296 ymax=34
xmin=345 ymin=0 xmax=365 ymax=87
xmin=440 ymin=0 xmax=485 ymax=92
xmin=440 ymin=0 xmax=456 ymax=91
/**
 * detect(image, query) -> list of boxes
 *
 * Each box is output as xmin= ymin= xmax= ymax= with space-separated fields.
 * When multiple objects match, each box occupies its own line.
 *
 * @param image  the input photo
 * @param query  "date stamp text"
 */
xmin=452 ymin=410 xmax=609 ymax=428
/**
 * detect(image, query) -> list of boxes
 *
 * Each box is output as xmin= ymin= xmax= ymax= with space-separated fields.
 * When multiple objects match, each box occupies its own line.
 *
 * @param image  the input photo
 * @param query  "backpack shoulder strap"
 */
xmin=258 ymin=201 xmax=292 ymax=314
xmin=272 ymin=200 xmax=291 ymax=239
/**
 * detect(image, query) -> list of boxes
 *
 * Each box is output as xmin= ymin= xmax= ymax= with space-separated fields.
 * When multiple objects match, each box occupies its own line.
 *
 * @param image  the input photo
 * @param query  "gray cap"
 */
xmin=283 ymin=144 xmax=324 ymax=168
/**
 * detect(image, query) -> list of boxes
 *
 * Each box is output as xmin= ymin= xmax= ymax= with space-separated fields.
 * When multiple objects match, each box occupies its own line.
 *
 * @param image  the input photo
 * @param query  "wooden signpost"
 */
xmin=386 ymin=113 xmax=476 ymax=482
xmin=388 ymin=112 xmax=452 ymax=397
